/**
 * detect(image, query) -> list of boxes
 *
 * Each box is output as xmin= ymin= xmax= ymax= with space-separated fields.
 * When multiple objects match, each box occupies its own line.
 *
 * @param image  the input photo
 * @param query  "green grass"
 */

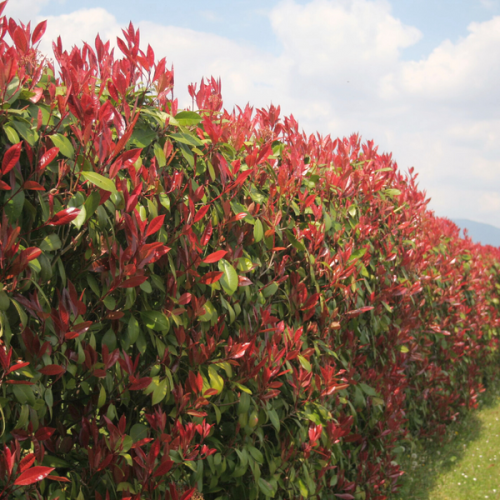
xmin=393 ymin=383 xmax=500 ymax=500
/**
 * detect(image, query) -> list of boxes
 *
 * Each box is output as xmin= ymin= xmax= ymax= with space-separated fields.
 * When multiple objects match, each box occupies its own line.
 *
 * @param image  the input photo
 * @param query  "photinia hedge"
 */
xmin=0 ymin=3 xmax=499 ymax=499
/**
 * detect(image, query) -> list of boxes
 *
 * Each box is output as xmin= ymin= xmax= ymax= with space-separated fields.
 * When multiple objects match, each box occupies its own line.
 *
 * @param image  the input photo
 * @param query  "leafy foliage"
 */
xmin=0 ymin=2 xmax=499 ymax=499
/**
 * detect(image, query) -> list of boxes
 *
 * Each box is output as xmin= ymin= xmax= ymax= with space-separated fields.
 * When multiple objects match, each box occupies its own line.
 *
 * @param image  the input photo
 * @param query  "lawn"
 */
xmin=394 ymin=382 xmax=500 ymax=500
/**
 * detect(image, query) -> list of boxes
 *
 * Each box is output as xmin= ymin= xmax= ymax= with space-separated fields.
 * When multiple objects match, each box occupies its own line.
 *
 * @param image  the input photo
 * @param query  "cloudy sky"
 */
xmin=5 ymin=0 xmax=500 ymax=227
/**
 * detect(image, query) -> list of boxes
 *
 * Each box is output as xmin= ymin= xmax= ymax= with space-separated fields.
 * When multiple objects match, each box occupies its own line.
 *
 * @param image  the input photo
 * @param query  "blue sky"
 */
xmin=6 ymin=0 xmax=500 ymax=227
xmin=31 ymin=0 xmax=500 ymax=60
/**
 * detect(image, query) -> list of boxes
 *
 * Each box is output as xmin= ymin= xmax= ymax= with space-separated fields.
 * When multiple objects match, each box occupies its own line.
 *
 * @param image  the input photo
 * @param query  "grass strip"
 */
xmin=394 ymin=382 xmax=500 ymax=500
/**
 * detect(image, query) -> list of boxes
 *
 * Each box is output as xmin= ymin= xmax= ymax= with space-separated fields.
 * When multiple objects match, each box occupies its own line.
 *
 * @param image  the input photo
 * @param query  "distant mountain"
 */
xmin=451 ymin=218 xmax=500 ymax=247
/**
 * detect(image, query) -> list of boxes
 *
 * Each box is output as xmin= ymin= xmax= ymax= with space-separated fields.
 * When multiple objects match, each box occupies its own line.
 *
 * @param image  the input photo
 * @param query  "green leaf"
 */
xmin=359 ymin=382 xmax=377 ymax=396
xmin=235 ymin=382 xmax=252 ymax=394
xmin=218 ymin=259 xmax=238 ymax=295
xmin=42 ymin=455 xmax=70 ymax=468
xmin=258 ymin=478 xmax=275 ymax=498
xmin=103 ymin=295 xmax=116 ymax=310
xmin=80 ymin=172 xmax=117 ymax=193
xmin=152 ymin=378 xmax=168 ymax=405
xmin=198 ymin=299 xmax=216 ymax=322
xmin=87 ymin=274 xmax=101 ymax=297
xmin=12 ymin=119 xmax=38 ymax=146
xmin=253 ymin=219 xmax=264 ymax=242
xmin=350 ymin=248 xmax=367 ymax=261
xmin=323 ymin=211 xmax=332 ymax=232
xmin=130 ymin=128 xmax=156 ymax=148
xmin=10 ymin=298 xmax=28 ymax=328
xmin=178 ymin=142 xmax=194 ymax=168
xmin=298 ymin=355 xmax=311 ymax=372
xmin=154 ymin=142 xmax=166 ymax=167
xmin=267 ymin=408 xmax=280 ymax=431
xmin=247 ymin=445 xmax=264 ymax=464
xmin=298 ymin=478 xmax=309 ymax=498
xmin=208 ymin=365 xmax=224 ymax=394
xmin=385 ymin=188 xmax=401 ymax=197
xmin=213 ymin=403 xmax=222 ymax=424
xmin=262 ymin=282 xmax=278 ymax=298
xmin=141 ymin=311 xmax=170 ymax=332
xmin=238 ymin=392 xmax=251 ymax=414
xmin=97 ymin=385 xmax=106 ymax=408
xmin=71 ymin=205 xmax=87 ymax=229
xmin=13 ymin=385 xmax=36 ymax=407
xmin=4 ymin=124 xmax=20 ymax=144
xmin=130 ymin=424 xmax=149 ymax=442
xmin=231 ymin=201 xmax=254 ymax=222
xmin=50 ymin=133 xmax=74 ymax=158
xmin=285 ymin=230 xmax=306 ymax=252
xmin=83 ymin=191 xmax=101 ymax=221
xmin=174 ymin=111 xmax=202 ymax=126
xmin=169 ymin=132 xmax=203 ymax=147
xmin=5 ymin=186 xmax=25 ymax=223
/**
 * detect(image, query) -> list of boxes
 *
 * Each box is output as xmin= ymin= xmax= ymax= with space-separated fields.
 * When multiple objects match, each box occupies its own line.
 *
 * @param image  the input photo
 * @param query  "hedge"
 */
xmin=0 ymin=6 xmax=499 ymax=500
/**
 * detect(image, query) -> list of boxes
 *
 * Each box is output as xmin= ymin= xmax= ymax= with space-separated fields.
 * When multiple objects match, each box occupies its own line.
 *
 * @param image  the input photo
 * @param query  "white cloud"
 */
xmin=26 ymin=1 xmax=500 ymax=227
xmin=388 ymin=17 xmax=500 ymax=109
xmin=38 ymin=8 xmax=121 ymax=58
xmin=270 ymin=0 xmax=421 ymax=84
xmin=4 ymin=0 xmax=51 ymax=21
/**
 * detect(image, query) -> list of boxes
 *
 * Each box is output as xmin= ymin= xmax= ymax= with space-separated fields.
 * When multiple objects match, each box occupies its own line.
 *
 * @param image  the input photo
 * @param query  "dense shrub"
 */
xmin=0 ymin=5 xmax=499 ymax=500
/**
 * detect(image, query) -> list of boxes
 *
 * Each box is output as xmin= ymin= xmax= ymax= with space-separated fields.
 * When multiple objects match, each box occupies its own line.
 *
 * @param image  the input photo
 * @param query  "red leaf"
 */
xmin=203 ymin=388 xmax=219 ymax=397
xmin=74 ymin=321 xmax=92 ymax=332
xmin=201 ymin=220 xmax=213 ymax=246
xmin=46 ymin=208 xmax=81 ymax=226
xmin=4 ymin=445 xmax=14 ymax=474
xmin=46 ymin=475 xmax=71 ymax=483
xmin=119 ymin=276 xmax=148 ymax=288
xmin=199 ymin=271 xmax=223 ymax=285
xmin=34 ymin=427 xmax=55 ymax=441
xmin=193 ymin=205 xmax=210 ymax=223
xmin=32 ymin=20 xmax=47 ymax=45
xmin=65 ymin=331 xmax=80 ymax=340
xmin=234 ymin=168 xmax=254 ymax=186
xmin=334 ymin=495 xmax=355 ymax=500
xmin=2 ymin=142 xmax=22 ymax=176
xmin=344 ymin=306 xmax=374 ymax=318
xmin=37 ymin=147 xmax=59 ymax=172
xmin=29 ymin=87 xmax=43 ymax=104
xmin=203 ymin=250 xmax=227 ymax=264
xmin=178 ymin=293 xmax=192 ymax=305
xmin=12 ymin=27 xmax=28 ymax=53
xmin=18 ymin=453 xmax=36 ymax=473
xmin=22 ymin=180 xmax=45 ymax=191
xmin=272 ymin=247 xmax=286 ymax=251
xmin=6 ymin=361 xmax=30 ymax=375
xmin=153 ymin=459 xmax=174 ymax=477
xmin=129 ymin=377 xmax=152 ymax=391
xmin=145 ymin=215 xmax=165 ymax=238
xmin=111 ymin=112 xmax=140 ymax=157
xmin=180 ymin=488 xmax=196 ymax=500
xmin=39 ymin=365 xmax=65 ymax=376
xmin=20 ymin=247 xmax=42 ymax=262
xmin=14 ymin=466 xmax=55 ymax=486
xmin=106 ymin=310 xmax=124 ymax=320
xmin=186 ymin=410 xmax=207 ymax=417
xmin=0 ymin=180 xmax=11 ymax=190
xmin=301 ymin=293 xmax=320 ymax=311
xmin=238 ymin=276 xmax=253 ymax=286
xmin=229 ymin=342 xmax=251 ymax=359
